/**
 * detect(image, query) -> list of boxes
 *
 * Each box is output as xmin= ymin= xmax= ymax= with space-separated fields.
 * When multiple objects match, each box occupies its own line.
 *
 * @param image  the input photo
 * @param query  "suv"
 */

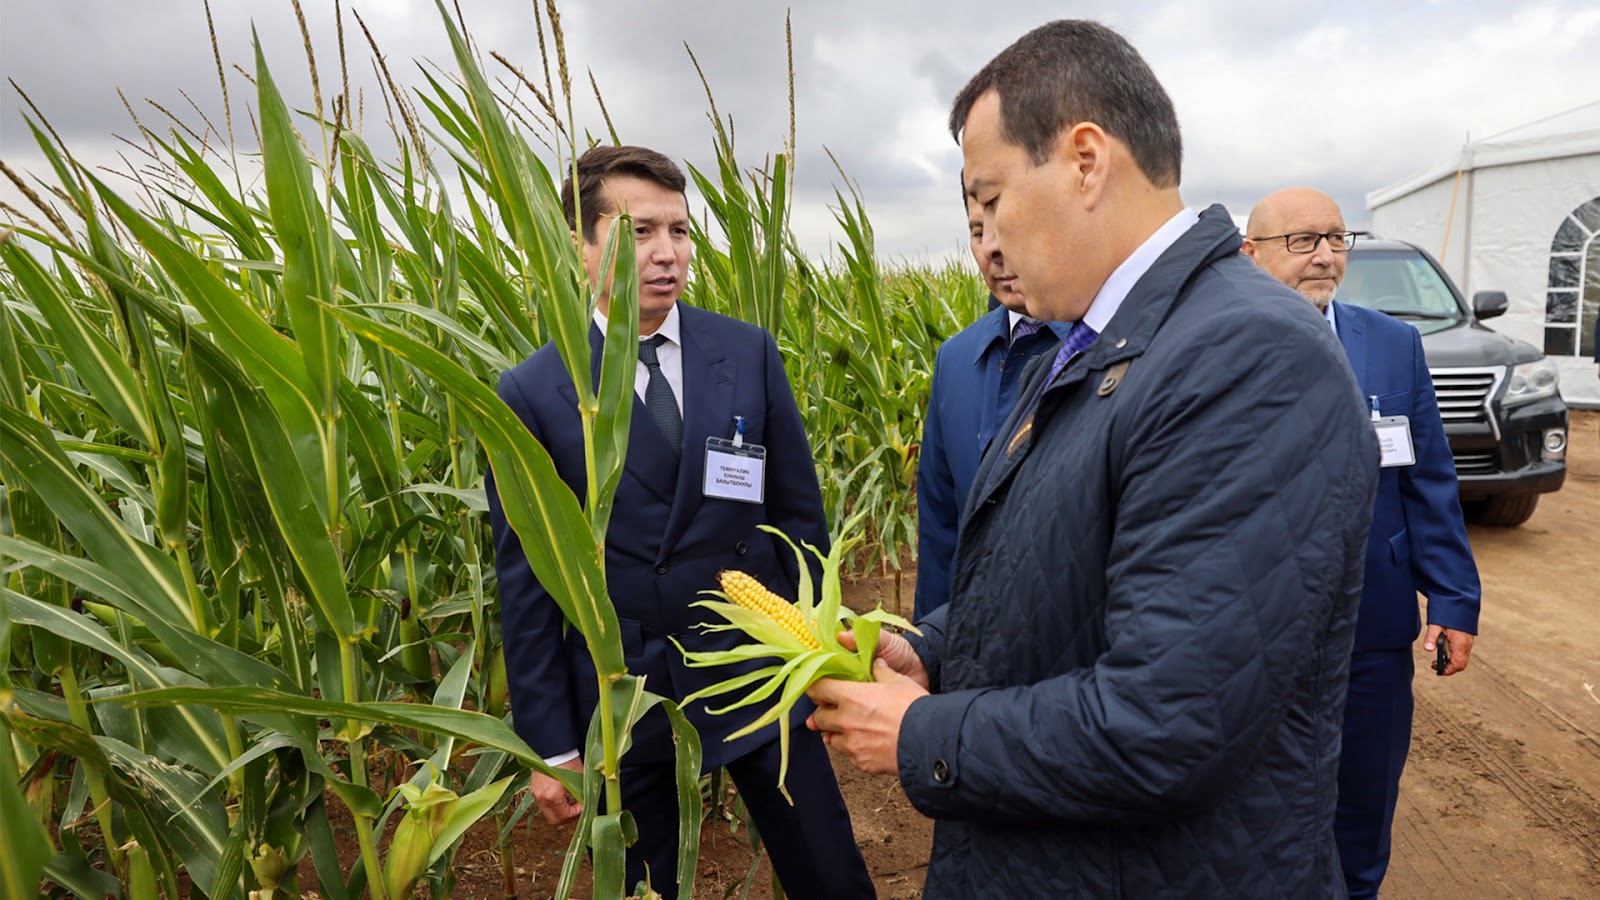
xmin=1339 ymin=238 xmax=1568 ymax=526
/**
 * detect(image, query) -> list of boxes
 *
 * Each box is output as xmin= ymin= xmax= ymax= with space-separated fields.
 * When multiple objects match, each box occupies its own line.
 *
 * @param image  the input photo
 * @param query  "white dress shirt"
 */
xmin=1080 ymin=207 xmax=1201 ymax=333
xmin=593 ymin=302 xmax=685 ymax=418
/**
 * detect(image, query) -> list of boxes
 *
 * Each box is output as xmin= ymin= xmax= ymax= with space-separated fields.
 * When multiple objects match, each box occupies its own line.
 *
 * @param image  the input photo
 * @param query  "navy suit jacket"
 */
xmin=1333 ymin=301 xmax=1480 ymax=651
xmin=914 ymin=305 xmax=1066 ymax=619
xmin=487 ymin=302 xmax=828 ymax=770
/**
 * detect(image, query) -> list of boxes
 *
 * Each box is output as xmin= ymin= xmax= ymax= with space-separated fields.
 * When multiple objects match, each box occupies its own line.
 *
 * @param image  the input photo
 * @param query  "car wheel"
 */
xmin=1464 ymin=493 xmax=1540 ymax=527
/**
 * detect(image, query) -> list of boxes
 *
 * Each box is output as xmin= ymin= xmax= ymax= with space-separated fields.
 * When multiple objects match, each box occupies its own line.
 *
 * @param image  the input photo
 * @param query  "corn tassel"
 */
xmin=718 ymin=570 xmax=819 ymax=649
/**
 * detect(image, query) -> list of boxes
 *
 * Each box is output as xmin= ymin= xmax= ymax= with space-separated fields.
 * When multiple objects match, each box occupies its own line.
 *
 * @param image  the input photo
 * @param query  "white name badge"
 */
xmin=1373 ymin=415 xmax=1416 ymax=468
xmin=703 ymin=437 xmax=766 ymax=503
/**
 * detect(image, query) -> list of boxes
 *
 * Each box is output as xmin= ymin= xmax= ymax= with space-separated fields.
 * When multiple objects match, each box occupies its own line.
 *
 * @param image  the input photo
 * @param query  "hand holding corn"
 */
xmin=675 ymin=519 xmax=917 ymax=800
xmin=806 ymin=653 xmax=928 ymax=776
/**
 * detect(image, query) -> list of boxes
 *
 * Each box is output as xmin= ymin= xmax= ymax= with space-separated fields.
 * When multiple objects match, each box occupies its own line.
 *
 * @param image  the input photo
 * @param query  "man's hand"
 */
xmin=530 ymin=757 xmax=585 ymax=825
xmin=1424 ymin=625 xmax=1474 ymax=676
xmin=837 ymin=629 xmax=930 ymax=690
xmin=806 ymin=659 xmax=928 ymax=775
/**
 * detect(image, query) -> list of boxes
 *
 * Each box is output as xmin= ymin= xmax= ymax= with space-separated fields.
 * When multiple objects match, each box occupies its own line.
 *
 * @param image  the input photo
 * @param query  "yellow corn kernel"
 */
xmin=719 ymin=570 xmax=819 ymax=649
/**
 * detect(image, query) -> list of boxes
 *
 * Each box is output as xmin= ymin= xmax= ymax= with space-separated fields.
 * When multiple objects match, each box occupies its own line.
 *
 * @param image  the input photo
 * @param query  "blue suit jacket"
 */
xmin=487 ymin=302 xmax=828 ymax=769
xmin=914 ymin=305 xmax=1066 ymax=619
xmin=1333 ymin=301 xmax=1480 ymax=651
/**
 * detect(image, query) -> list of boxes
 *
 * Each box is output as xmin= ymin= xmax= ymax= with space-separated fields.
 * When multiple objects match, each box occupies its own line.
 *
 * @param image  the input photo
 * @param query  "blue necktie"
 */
xmin=1046 ymin=322 xmax=1100 ymax=382
xmin=638 ymin=334 xmax=682 ymax=455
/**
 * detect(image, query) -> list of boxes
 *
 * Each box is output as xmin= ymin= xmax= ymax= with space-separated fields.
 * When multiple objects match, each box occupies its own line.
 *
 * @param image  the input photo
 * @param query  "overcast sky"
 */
xmin=3 ymin=0 xmax=1599 ymax=264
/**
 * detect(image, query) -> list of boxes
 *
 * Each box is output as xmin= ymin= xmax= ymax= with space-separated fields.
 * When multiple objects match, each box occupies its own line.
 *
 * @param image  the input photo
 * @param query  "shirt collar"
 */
xmin=593 ymin=301 xmax=681 ymax=346
xmin=1005 ymin=309 xmax=1027 ymax=335
xmin=1081 ymin=207 xmax=1200 ymax=334
xmin=973 ymin=304 xmax=1070 ymax=364
xmin=1323 ymin=300 xmax=1338 ymax=336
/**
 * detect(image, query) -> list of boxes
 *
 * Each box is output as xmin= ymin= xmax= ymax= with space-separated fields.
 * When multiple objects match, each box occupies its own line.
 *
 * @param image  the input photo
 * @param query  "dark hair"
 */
xmin=948 ymin=20 xmax=1182 ymax=188
xmin=560 ymin=145 xmax=687 ymax=242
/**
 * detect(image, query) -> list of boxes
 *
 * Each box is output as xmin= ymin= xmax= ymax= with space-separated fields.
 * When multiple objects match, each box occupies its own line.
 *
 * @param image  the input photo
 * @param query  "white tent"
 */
xmin=1367 ymin=102 xmax=1600 ymax=408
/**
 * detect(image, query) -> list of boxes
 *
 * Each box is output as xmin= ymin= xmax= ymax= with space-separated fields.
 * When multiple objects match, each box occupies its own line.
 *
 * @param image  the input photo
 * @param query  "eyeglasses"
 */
xmin=1247 ymin=231 xmax=1361 ymax=254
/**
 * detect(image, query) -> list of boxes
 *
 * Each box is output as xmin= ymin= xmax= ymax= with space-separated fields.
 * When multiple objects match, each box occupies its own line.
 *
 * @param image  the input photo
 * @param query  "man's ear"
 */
xmin=1061 ymin=122 xmax=1111 ymax=207
xmin=1240 ymin=239 xmax=1259 ymax=262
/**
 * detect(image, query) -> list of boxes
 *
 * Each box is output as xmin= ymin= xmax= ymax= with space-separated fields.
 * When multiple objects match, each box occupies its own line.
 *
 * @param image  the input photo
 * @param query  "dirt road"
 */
xmin=482 ymin=414 xmax=1599 ymax=899
xmin=1386 ymin=409 xmax=1600 ymax=899
xmin=838 ymin=410 xmax=1600 ymax=900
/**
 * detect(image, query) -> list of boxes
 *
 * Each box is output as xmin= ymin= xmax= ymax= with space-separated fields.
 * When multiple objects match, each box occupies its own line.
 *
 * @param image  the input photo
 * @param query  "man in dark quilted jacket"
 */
xmin=809 ymin=19 xmax=1379 ymax=898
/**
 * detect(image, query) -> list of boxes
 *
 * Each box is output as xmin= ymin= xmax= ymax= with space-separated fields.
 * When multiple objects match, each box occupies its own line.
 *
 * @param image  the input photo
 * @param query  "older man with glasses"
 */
xmin=1244 ymin=187 xmax=1481 ymax=900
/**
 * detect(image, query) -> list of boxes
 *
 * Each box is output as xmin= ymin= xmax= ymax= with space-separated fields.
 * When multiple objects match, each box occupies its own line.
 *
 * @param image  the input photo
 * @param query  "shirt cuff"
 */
xmin=543 ymin=749 xmax=580 ymax=767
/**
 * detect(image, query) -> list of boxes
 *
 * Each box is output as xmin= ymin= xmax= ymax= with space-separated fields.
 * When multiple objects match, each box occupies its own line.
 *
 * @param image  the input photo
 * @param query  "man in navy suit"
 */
xmin=914 ymin=189 xmax=1068 ymax=619
xmin=487 ymin=145 xmax=873 ymax=898
xmin=1244 ymin=187 xmax=1482 ymax=899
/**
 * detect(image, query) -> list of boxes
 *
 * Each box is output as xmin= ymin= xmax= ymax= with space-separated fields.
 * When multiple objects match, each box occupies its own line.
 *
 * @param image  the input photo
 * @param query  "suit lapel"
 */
xmin=1334 ymin=302 xmax=1372 ymax=395
xmin=661 ymin=315 xmax=735 ymax=553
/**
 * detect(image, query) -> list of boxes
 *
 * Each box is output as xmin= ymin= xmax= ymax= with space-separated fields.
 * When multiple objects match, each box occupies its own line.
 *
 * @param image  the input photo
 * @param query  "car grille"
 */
xmin=1430 ymin=369 xmax=1497 ymax=425
xmin=1451 ymin=451 xmax=1497 ymax=476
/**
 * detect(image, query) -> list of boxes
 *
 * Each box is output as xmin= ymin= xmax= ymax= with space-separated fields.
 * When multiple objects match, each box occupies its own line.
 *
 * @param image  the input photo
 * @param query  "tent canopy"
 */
xmin=1368 ymin=101 xmax=1600 ymax=209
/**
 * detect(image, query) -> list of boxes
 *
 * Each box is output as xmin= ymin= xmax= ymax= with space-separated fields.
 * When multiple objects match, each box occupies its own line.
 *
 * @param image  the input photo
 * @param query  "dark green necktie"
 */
xmin=638 ymin=334 xmax=682 ymax=455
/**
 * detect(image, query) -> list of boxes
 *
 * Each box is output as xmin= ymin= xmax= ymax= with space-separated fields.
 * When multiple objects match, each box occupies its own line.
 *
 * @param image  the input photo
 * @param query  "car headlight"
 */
xmin=1503 ymin=358 xmax=1560 ymax=407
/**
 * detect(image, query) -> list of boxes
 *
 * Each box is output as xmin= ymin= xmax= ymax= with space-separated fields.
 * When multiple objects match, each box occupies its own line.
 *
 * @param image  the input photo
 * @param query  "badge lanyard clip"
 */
xmin=1368 ymin=395 xmax=1381 ymax=422
xmin=732 ymin=415 xmax=745 ymax=448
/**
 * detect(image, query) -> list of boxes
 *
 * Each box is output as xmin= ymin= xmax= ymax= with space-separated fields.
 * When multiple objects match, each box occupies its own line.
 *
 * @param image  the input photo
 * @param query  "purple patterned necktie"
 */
xmin=1046 ymin=322 xmax=1100 ymax=382
xmin=1010 ymin=317 xmax=1046 ymax=345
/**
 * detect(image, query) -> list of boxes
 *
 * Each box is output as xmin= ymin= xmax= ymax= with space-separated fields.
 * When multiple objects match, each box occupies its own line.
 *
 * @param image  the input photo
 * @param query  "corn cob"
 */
xmin=718 ymin=570 xmax=819 ymax=649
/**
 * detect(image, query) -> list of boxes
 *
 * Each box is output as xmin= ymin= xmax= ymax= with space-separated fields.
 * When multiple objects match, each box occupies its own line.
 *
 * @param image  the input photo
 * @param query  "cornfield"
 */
xmin=0 ymin=2 xmax=983 ymax=898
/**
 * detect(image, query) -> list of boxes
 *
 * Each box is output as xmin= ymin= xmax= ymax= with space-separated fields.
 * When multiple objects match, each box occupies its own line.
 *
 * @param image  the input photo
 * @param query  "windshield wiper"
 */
xmin=1379 ymin=310 xmax=1457 ymax=321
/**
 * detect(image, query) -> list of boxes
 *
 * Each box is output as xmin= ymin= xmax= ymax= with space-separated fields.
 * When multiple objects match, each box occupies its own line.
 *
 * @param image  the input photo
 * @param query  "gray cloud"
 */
xmin=4 ymin=0 xmax=1598 ymax=263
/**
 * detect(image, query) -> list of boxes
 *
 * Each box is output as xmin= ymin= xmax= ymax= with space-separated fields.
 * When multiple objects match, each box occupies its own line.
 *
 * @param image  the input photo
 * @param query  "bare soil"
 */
xmin=338 ymin=412 xmax=1600 ymax=899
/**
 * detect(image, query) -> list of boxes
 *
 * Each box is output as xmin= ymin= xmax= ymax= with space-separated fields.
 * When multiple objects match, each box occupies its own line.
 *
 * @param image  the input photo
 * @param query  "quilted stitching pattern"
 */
xmin=904 ymin=208 xmax=1377 ymax=899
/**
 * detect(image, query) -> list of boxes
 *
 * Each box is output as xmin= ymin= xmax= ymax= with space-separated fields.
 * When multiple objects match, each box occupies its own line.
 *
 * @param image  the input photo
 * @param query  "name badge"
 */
xmin=1373 ymin=415 xmax=1415 ymax=468
xmin=704 ymin=436 xmax=766 ymax=503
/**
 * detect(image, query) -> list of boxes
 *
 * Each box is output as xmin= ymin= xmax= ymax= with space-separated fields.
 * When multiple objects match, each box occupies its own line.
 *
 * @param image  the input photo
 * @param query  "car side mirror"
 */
xmin=1472 ymin=290 xmax=1508 ymax=320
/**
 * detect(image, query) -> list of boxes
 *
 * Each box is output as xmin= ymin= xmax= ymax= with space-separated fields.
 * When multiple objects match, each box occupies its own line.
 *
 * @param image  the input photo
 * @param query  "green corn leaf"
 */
xmin=305 ymin=794 xmax=353 ymax=900
xmin=3 ymin=589 xmax=254 ymax=773
xmin=111 ymin=684 xmax=581 ymax=788
xmin=253 ymin=32 xmax=341 ymax=418
xmin=591 ymin=812 xmax=629 ymax=900
xmin=85 ymin=175 xmax=330 ymax=501
xmin=590 ymin=221 xmax=639 ymax=543
xmin=195 ymin=366 xmax=358 ymax=642
xmin=336 ymin=135 xmax=393 ymax=306
xmin=41 ymin=851 xmax=121 ymax=900
xmin=431 ymin=0 xmax=596 ymax=414
xmin=0 ymin=716 xmax=52 ymax=899
xmin=1 ymin=704 xmax=185 ymax=900
xmin=425 ymin=775 xmax=512 ymax=867
xmin=662 ymin=699 xmax=703 ymax=900
xmin=351 ymin=302 xmax=512 ymax=373
xmin=100 ymin=736 xmax=235 ymax=898
xmin=0 ymin=240 xmax=157 ymax=446
xmin=0 ymin=286 xmax=72 ymax=676
xmin=0 ymin=405 xmax=193 ymax=629
xmin=326 ymin=303 xmax=622 ymax=672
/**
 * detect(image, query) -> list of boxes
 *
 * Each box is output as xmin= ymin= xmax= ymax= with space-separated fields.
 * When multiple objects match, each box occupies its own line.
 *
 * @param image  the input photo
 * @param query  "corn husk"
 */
xmin=675 ymin=516 xmax=917 ymax=799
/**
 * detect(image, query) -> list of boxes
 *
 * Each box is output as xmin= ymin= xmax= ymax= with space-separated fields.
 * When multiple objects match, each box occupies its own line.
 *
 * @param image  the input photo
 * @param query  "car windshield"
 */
xmin=1338 ymin=249 xmax=1464 ymax=334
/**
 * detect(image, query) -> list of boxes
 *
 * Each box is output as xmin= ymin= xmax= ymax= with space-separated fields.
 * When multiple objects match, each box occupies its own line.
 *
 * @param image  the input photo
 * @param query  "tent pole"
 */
xmin=1440 ymin=135 xmax=1470 ymax=266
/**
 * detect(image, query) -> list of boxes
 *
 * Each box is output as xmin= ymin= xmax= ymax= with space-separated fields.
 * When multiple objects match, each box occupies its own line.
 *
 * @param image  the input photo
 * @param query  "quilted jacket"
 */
xmin=898 ymin=206 xmax=1379 ymax=898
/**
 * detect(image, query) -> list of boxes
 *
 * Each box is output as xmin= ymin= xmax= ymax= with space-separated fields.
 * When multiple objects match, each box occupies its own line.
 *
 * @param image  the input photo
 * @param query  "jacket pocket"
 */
xmin=620 ymin=618 xmax=645 ymax=659
xmin=1388 ymin=529 xmax=1410 ymax=564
